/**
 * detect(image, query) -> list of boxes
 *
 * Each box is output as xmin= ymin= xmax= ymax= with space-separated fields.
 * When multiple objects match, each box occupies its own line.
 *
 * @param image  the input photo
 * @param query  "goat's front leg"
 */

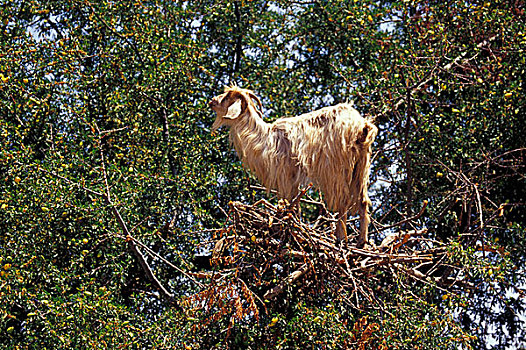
xmin=335 ymin=211 xmax=348 ymax=244
xmin=356 ymin=201 xmax=370 ymax=248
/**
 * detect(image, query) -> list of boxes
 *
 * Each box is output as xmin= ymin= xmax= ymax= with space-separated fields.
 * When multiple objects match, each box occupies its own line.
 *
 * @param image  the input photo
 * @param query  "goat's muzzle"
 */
xmin=209 ymin=99 xmax=219 ymax=108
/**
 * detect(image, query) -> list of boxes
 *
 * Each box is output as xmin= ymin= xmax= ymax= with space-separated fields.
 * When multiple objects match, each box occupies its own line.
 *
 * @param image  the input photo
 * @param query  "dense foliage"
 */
xmin=1 ymin=0 xmax=524 ymax=348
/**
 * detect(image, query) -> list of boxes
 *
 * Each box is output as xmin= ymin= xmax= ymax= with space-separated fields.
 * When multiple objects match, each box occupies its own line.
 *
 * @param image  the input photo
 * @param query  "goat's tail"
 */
xmin=358 ymin=121 xmax=378 ymax=146
xmin=345 ymin=119 xmax=377 ymax=216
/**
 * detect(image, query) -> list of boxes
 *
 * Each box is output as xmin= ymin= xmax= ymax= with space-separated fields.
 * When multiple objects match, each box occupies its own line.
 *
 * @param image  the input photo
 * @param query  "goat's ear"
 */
xmin=223 ymin=90 xmax=248 ymax=119
xmin=223 ymin=101 xmax=245 ymax=121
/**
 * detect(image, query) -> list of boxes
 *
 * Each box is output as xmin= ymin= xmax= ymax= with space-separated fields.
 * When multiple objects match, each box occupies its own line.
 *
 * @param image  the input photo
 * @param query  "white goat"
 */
xmin=209 ymin=85 xmax=377 ymax=247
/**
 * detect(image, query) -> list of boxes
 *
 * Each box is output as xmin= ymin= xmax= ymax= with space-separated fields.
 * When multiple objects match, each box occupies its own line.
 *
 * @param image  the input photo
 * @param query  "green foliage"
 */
xmin=1 ymin=0 xmax=524 ymax=348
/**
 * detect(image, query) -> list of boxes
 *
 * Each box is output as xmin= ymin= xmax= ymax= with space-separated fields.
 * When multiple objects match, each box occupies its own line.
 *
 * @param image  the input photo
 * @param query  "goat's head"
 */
xmin=210 ymin=85 xmax=262 ymax=132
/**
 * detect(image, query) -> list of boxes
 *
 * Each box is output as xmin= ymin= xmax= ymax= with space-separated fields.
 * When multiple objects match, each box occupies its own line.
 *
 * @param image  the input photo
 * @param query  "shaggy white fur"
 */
xmin=210 ymin=85 xmax=377 ymax=247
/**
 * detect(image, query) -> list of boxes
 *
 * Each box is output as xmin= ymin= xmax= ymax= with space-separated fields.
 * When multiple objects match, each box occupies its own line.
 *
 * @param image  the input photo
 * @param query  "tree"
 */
xmin=1 ymin=0 xmax=524 ymax=348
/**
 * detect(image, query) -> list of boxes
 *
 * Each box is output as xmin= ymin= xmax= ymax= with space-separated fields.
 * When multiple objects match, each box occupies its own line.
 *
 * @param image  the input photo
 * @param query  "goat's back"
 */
xmin=272 ymin=103 xmax=377 ymax=212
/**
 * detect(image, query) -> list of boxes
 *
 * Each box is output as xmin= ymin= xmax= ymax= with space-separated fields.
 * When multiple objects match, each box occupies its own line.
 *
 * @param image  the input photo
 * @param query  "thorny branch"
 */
xmin=93 ymin=123 xmax=177 ymax=306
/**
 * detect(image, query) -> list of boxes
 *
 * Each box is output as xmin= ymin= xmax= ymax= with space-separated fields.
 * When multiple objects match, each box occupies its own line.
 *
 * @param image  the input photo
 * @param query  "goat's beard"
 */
xmin=211 ymin=117 xmax=224 ymax=133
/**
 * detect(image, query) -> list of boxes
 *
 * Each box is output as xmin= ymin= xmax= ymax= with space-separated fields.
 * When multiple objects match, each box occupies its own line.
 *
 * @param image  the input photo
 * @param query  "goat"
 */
xmin=209 ymin=85 xmax=377 ymax=247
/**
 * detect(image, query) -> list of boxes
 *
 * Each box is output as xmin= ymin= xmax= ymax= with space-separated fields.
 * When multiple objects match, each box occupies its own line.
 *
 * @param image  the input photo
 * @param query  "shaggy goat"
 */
xmin=209 ymin=86 xmax=377 ymax=247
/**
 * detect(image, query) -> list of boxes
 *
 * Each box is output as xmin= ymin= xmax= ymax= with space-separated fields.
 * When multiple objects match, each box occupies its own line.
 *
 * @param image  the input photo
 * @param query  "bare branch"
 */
xmin=264 ymin=264 xmax=310 ymax=300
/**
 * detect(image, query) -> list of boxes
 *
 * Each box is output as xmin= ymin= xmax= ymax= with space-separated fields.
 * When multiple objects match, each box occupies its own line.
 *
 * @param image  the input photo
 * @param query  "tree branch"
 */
xmin=264 ymin=264 xmax=310 ymax=300
xmin=93 ymin=123 xmax=177 ymax=305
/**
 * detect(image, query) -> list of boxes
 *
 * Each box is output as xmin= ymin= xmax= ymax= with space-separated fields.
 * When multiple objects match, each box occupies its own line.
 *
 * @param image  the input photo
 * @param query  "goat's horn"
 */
xmin=248 ymin=92 xmax=263 ymax=111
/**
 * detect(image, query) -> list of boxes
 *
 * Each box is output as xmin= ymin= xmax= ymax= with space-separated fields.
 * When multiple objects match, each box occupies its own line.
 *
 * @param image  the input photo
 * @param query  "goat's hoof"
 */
xmin=335 ymin=239 xmax=348 ymax=250
xmin=356 ymin=239 xmax=371 ymax=250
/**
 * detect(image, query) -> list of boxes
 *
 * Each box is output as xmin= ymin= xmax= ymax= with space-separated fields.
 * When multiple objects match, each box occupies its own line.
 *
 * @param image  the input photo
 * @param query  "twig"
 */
xmin=130 ymin=236 xmax=204 ymax=288
xmin=264 ymin=264 xmax=310 ymax=300
xmin=289 ymin=183 xmax=313 ymax=209
xmin=373 ymin=200 xmax=428 ymax=233
xmin=249 ymin=184 xmax=325 ymax=207
xmin=33 ymin=164 xmax=104 ymax=197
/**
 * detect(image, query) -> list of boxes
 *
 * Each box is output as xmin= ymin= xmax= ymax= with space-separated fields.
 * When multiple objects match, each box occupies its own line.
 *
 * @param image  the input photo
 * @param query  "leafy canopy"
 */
xmin=1 ymin=0 xmax=524 ymax=348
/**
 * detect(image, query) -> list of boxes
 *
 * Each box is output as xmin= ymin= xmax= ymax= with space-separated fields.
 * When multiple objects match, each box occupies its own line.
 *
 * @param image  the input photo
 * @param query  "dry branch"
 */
xmin=263 ymin=264 xmax=310 ymax=300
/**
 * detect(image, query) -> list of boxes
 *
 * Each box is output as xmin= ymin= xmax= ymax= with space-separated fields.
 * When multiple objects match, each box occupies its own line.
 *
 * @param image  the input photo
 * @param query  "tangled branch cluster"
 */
xmin=185 ymin=191 xmax=470 ymax=327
